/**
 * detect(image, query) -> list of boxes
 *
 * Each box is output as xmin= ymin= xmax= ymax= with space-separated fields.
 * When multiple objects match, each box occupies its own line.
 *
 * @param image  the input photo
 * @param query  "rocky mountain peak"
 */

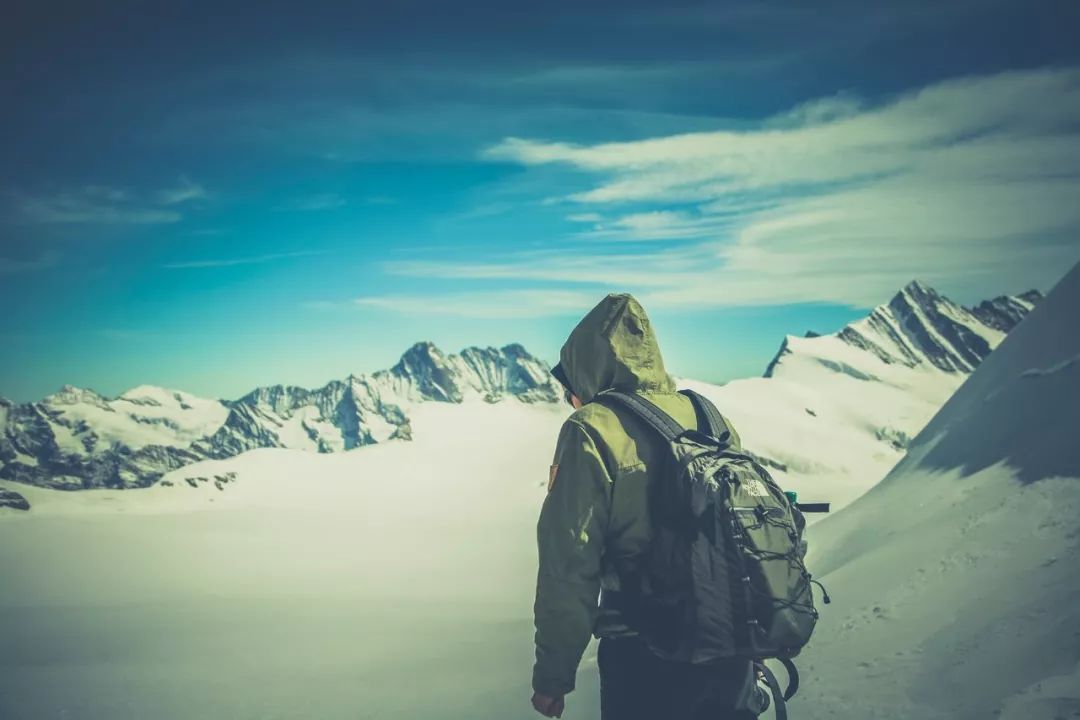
xmin=499 ymin=342 xmax=530 ymax=360
xmin=900 ymin=278 xmax=933 ymax=296
xmin=396 ymin=340 xmax=444 ymax=364
xmin=970 ymin=290 xmax=1044 ymax=333
xmin=766 ymin=281 xmax=1041 ymax=378
xmin=391 ymin=340 xmax=460 ymax=402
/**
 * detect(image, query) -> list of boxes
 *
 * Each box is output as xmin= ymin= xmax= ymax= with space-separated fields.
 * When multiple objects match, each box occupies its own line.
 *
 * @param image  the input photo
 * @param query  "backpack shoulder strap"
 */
xmin=593 ymin=390 xmax=684 ymax=443
xmin=678 ymin=389 xmax=733 ymax=443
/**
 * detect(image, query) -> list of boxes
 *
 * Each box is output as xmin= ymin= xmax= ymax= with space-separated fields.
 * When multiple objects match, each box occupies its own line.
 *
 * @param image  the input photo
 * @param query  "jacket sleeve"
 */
xmin=532 ymin=418 xmax=613 ymax=697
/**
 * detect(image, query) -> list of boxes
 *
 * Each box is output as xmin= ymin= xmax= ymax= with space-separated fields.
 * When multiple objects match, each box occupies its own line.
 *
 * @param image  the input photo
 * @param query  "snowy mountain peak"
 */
xmin=118 ymin=385 xmax=203 ymax=410
xmin=766 ymin=282 xmax=1041 ymax=379
xmin=900 ymin=278 xmax=935 ymax=296
xmin=397 ymin=340 xmax=444 ymax=364
xmin=43 ymin=384 xmax=110 ymax=407
xmin=390 ymin=341 xmax=460 ymax=402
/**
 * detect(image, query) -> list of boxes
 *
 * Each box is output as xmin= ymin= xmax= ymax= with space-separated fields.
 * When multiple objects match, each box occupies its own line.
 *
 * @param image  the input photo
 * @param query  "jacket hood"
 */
xmin=553 ymin=293 xmax=675 ymax=404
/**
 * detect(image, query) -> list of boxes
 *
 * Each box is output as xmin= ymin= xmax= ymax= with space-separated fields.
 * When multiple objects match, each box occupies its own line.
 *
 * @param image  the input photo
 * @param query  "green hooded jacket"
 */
xmin=532 ymin=293 xmax=741 ymax=697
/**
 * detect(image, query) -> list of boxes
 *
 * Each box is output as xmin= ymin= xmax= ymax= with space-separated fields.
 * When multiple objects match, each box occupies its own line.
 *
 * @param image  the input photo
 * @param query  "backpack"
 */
xmin=593 ymin=388 xmax=831 ymax=719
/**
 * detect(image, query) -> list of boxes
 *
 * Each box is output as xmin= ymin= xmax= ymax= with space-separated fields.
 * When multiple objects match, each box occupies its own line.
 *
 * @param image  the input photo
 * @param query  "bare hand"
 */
xmin=531 ymin=692 xmax=565 ymax=717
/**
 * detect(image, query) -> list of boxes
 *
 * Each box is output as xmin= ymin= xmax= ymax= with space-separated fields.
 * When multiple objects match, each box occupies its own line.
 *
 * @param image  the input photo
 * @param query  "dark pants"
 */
xmin=598 ymin=635 xmax=759 ymax=720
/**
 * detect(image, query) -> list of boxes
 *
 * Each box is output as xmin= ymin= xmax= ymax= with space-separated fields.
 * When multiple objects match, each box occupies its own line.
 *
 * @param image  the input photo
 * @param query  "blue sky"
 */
xmin=2 ymin=0 xmax=1079 ymax=403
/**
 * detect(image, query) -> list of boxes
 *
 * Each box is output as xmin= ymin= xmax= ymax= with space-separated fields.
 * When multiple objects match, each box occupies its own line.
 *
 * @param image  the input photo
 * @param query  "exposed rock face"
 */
xmin=1 ymin=343 xmax=560 ymax=490
xmin=0 ymin=486 xmax=30 ymax=511
xmin=969 ymin=290 xmax=1043 ymax=333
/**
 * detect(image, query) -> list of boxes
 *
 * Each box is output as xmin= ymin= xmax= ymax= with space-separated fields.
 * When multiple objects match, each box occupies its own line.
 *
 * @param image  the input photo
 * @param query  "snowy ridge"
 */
xmin=0 ymin=342 xmax=559 ymax=490
xmin=766 ymin=281 xmax=1041 ymax=378
xmin=674 ymin=281 xmax=1040 ymax=513
xmin=792 ymin=261 xmax=1080 ymax=720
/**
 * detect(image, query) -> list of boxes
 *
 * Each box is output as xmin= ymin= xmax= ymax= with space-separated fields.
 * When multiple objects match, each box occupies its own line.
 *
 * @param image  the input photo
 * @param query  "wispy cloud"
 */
xmin=162 ymin=250 xmax=324 ymax=269
xmin=467 ymin=67 xmax=1080 ymax=306
xmin=14 ymin=178 xmax=210 ymax=225
xmin=157 ymin=176 xmax=208 ymax=205
xmin=283 ymin=193 xmax=348 ymax=211
xmin=485 ymin=69 xmax=1080 ymax=204
xmin=337 ymin=68 xmax=1080 ymax=317
xmin=352 ymin=289 xmax=600 ymax=319
xmin=380 ymin=248 xmax=710 ymax=288
xmin=0 ymin=251 xmax=59 ymax=275
xmin=15 ymin=187 xmax=182 ymax=224
xmin=582 ymin=209 xmax=737 ymax=241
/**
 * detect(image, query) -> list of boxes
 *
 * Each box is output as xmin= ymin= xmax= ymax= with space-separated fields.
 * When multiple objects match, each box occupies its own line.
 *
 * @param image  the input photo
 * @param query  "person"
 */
xmin=530 ymin=292 xmax=760 ymax=720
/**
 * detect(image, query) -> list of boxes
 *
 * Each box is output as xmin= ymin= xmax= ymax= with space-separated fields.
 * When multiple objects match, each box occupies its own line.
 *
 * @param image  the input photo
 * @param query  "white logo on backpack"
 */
xmin=741 ymin=476 xmax=770 ymax=497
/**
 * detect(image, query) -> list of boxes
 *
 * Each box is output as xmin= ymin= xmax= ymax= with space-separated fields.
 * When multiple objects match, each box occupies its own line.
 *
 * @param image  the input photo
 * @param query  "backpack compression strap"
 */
xmin=592 ymin=390 xmax=684 ymax=443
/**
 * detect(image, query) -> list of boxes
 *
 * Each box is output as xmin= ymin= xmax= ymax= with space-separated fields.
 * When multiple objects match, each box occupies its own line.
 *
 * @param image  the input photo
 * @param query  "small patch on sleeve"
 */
xmin=548 ymin=464 xmax=559 ymax=493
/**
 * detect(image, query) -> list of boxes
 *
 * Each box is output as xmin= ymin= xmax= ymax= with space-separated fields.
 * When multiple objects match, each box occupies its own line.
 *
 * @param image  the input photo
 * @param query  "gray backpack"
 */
xmin=594 ymin=388 xmax=830 ymax=718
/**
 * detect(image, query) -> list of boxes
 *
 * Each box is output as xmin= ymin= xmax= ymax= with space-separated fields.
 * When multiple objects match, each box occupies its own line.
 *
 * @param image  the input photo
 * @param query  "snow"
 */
xmin=40 ymin=384 xmax=230 ymax=453
xmin=0 ymin=272 xmax=1070 ymax=718
xmin=784 ymin=462 xmax=1080 ymax=720
xmin=49 ymin=418 xmax=89 ymax=455
xmin=0 ymin=370 xmax=960 ymax=717
xmin=0 ymin=399 xmax=586 ymax=719
xmin=788 ymin=260 xmax=1080 ymax=719
xmin=999 ymin=661 xmax=1080 ymax=720
xmin=677 ymin=327 xmax=967 ymax=514
xmin=1021 ymin=351 xmax=1080 ymax=378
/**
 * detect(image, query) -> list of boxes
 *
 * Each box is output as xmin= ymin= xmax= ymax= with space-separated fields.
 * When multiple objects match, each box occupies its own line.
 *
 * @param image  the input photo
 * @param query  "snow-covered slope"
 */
xmin=680 ymin=282 xmax=1041 ymax=511
xmin=791 ymin=261 xmax=1080 ymax=720
xmin=0 ymin=342 xmax=559 ymax=490
xmin=0 ymin=398 xmax=581 ymax=720
xmin=0 ymin=273 xmax=1068 ymax=719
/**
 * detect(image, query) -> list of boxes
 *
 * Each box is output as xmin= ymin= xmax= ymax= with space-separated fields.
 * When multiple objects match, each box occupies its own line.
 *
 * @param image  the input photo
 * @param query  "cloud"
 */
xmin=380 ymin=248 xmax=710 ymax=288
xmin=284 ymin=193 xmax=348 ymax=211
xmin=583 ymin=209 xmax=737 ymax=241
xmin=13 ymin=178 xmax=209 ymax=224
xmin=162 ymin=250 xmax=324 ymax=269
xmin=764 ymin=93 xmax=865 ymax=129
xmin=157 ymin=176 xmax=208 ymax=205
xmin=351 ymin=289 xmax=601 ymax=319
xmin=0 ymin=251 xmax=59 ymax=275
xmin=465 ymin=67 xmax=1080 ymax=307
xmin=15 ymin=187 xmax=182 ymax=224
xmin=485 ymin=68 xmax=1080 ymax=202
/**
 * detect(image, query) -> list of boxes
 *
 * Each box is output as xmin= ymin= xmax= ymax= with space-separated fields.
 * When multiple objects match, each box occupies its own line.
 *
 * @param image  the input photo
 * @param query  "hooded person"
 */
xmin=530 ymin=293 xmax=759 ymax=720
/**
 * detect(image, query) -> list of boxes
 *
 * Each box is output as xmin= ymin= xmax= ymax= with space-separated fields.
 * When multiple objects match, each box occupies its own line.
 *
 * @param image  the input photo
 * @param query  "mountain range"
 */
xmin=0 ymin=342 xmax=557 ymax=493
xmin=0 ymin=282 xmax=1041 ymax=501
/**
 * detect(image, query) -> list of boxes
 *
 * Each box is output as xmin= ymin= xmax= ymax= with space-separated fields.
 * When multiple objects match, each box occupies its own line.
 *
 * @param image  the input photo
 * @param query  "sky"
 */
xmin=2 ymin=0 xmax=1079 ymax=403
